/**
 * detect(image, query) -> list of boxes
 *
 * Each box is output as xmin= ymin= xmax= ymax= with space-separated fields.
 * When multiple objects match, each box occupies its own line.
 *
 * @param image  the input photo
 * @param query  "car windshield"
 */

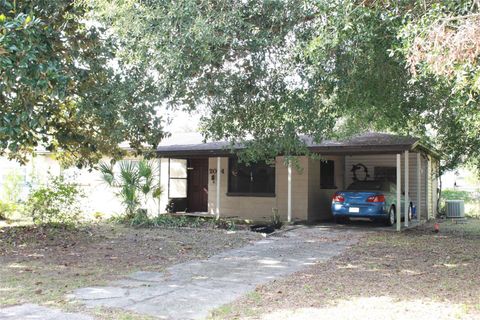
xmin=347 ymin=181 xmax=388 ymax=191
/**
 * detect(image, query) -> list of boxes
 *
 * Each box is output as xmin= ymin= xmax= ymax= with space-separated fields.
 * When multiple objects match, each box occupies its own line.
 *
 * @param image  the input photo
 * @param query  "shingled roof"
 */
xmin=156 ymin=132 xmax=434 ymax=157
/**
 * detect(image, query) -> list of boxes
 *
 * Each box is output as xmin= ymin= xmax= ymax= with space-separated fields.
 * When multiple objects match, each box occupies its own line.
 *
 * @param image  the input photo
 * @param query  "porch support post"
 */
xmin=404 ymin=151 xmax=409 ymax=227
xmin=287 ymin=160 xmax=292 ymax=223
xmin=396 ymin=154 xmax=401 ymax=232
xmin=427 ymin=156 xmax=432 ymax=220
xmin=158 ymin=157 xmax=162 ymax=216
xmin=416 ymin=153 xmax=421 ymax=221
xmin=216 ymin=157 xmax=221 ymax=219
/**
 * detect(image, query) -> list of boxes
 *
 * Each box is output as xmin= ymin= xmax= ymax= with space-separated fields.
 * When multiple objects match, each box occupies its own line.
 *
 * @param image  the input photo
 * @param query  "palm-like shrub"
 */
xmin=99 ymin=160 xmax=161 ymax=218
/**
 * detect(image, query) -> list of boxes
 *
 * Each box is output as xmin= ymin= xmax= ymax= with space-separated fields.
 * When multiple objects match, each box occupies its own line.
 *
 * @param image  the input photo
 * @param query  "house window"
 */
xmin=169 ymin=159 xmax=187 ymax=198
xmin=228 ymin=158 xmax=275 ymax=196
xmin=320 ymin=160 xmax=336 ymax=189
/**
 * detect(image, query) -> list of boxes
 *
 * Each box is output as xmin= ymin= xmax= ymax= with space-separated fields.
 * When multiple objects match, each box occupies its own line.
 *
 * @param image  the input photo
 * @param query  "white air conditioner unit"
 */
xmin=446 ymin=200 xmax=465 ymax=219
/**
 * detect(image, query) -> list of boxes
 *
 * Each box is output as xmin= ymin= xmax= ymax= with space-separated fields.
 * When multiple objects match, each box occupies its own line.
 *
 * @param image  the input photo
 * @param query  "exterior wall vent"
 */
xmin=445 ymin=200 xmax=465 ymax=219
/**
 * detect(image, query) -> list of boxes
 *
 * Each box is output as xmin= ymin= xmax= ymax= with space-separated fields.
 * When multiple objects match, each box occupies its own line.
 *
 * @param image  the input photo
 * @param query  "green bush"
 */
xmin=271 ymin=208 xmax=283 ymax=229
xmin=110 ymin=211 xmax=242 ymax=230
xmin=442 ymin=189 xmax=474 ymax=201
xmin=151 ymin=215 xmax=209 ymax=228
xmin=26 ymin=176 xmax=85 ymax=226
xmin=129 ymin=209 xmax=151 ymax=227
xmin=93 ymin=211 xmax=104 ymax=221
xmin=2 ymin=169 xmax=23 ymax=204
xmin=0 ymin=201 xmax=21 ymax=220
xmin=214 ymin=218 xmax=237 ymax=231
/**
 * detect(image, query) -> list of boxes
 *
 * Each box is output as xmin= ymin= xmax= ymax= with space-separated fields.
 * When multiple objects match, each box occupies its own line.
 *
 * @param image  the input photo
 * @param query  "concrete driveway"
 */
xmin=70 ymin=226 xmax=360 ymax=319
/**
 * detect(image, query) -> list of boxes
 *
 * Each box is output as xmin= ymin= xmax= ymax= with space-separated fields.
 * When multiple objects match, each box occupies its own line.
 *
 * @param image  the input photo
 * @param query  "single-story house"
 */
xmin=156 ymin=132 xmax=440 ymax=231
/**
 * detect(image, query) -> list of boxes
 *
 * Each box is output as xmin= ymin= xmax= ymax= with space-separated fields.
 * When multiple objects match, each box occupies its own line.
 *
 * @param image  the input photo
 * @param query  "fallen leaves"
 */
xmin=1 ymin=223 xmax=261 ymax=307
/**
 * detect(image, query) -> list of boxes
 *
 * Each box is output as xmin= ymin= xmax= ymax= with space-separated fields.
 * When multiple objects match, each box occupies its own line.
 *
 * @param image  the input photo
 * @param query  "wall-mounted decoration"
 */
xmin=351 ymin=163 xmax=370 ymax=181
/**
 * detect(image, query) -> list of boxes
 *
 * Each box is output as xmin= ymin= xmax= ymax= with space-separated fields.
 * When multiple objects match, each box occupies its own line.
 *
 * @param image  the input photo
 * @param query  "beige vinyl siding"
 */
xmin=345 ymin=153 xmax=433 ymax=219
xmin=308 ymin=157 xmax=321 ymax=221
xmin=308 ymin=156 xmax=345 ymax=221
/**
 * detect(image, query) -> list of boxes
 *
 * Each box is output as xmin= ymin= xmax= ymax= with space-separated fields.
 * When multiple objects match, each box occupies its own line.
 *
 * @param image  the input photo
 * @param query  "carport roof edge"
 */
xmin=156 ymin=132 xmax=438 ymax=158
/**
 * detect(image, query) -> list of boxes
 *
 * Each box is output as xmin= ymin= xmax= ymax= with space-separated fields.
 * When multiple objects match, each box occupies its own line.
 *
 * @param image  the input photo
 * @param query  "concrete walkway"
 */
xmin=0 ymin=304 xmax=93 ymax=320
xmin=70 ymin=226 xmax=360 ymax=319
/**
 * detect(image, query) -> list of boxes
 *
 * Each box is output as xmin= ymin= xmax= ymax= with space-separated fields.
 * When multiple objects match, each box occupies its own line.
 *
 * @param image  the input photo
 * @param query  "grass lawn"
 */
xmin=211 ymin=219 xmax=480 ymax=320
xmin=0 ymin=222 xmax=260 ymax=319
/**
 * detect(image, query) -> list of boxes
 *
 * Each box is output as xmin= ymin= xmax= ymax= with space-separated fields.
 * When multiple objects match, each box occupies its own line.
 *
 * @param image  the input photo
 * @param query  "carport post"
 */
xmin=287 ymin=160 xmax=292 ymax=223
xmin=404 ymin=151 xmax=409 ymax=227
xmin=158 ymin=157 xmax=162 ymax=216
xmin=216 ymin=157 xmax=221 ymax=219
xmin=416 ymin=153 xmax=421 ymax=221
xmin=396 ymin=154 xmax=401 ymax=232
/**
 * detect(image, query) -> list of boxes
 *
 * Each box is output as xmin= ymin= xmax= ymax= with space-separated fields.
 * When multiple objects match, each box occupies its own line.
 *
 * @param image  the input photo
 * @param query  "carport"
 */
xmin=307 ymin=133 xmax=439 ymax=231
xmin=156 ymin=132 xmax=440 ymax=231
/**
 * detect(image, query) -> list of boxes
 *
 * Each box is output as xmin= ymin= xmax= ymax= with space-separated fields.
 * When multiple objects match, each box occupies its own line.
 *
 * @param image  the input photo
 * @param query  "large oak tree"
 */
xmin=0 ymin=0 xmax=166 ymax=167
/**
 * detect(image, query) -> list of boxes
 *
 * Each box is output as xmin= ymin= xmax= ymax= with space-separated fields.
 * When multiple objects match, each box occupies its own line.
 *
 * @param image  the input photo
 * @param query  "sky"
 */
xmin=165 ymin=109 xmax=201 ymax=134
xmin=158 ymin=109 xmax=205 ymax=146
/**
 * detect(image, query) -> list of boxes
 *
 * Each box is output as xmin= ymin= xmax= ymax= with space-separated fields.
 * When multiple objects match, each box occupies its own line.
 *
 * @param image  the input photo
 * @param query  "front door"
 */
xmin=187 ymin=158 xmax=209 ymax=212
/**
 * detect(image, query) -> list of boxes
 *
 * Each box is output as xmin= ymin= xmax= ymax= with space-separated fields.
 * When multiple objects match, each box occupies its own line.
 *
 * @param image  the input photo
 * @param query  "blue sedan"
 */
xmin=331 ymin=180 xmax=413 ymax=225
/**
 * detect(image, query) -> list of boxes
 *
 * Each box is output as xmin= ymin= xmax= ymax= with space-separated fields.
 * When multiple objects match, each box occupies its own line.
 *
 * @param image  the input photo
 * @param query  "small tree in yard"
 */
xmin=99 ymin=160 xmax=162 ymax=219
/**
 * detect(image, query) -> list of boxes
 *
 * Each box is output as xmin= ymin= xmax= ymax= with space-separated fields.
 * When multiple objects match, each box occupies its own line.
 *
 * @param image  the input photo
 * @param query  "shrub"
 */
xmin=111 ymin=212 xmax=242 ymax=230
xmin=442 ymin=189 xmax=474 ymax=201
xmin=26 ymin=176 xmax=84 ymax=226
xmin=0 ymin=201 xmax=24 ymax=221
xmin=129 ymin=209 xmax=151 ymax=227
xmin=2 ymin=169 xmax=23 ymax=203
xmin=151 ymin=215 xmax=207 ymax=228
xmin=93 ymin=211 xmax=104 ymax=221
xmin=0 ymin=201 xmax=16 ymax=220
xmin=271 ymin=208 xmax=283 ymax=229
xmin=214 ymin=218 xmax=236 ymax=230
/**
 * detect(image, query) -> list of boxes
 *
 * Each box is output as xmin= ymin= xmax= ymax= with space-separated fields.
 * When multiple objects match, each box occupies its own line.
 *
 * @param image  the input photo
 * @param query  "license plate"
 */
xmin=349 ymin=207 xmax=360 ymax=213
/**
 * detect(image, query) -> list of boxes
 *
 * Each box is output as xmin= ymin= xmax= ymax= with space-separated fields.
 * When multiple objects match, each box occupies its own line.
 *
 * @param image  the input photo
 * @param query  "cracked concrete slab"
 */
xmin=71 ymin=226 xmax=360 ymax=319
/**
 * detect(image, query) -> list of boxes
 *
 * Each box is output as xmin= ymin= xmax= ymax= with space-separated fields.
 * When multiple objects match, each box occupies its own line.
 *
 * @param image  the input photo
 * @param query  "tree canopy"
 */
xmin=0 ymin=0 xmax=165 ymax=167
xmin=92 ymin=0 xmax=476 ymax=171
xmin=396 ymin=0 xmax=480 ymax=171
xmin=3 ymin=0 xmax=480 ymax=172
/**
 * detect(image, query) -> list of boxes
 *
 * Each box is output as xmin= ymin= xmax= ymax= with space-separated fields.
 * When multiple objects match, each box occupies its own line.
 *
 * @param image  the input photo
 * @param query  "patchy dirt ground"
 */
xmin=211 ymin=220 xmax=480 ymax=320
xmin=0 ymin=223 xmax=260 ymax=319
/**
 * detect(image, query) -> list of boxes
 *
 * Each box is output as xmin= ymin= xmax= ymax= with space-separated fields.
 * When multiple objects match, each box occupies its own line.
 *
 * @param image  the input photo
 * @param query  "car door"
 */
xmin=389 ymin=183 xmax=405 ymax=214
